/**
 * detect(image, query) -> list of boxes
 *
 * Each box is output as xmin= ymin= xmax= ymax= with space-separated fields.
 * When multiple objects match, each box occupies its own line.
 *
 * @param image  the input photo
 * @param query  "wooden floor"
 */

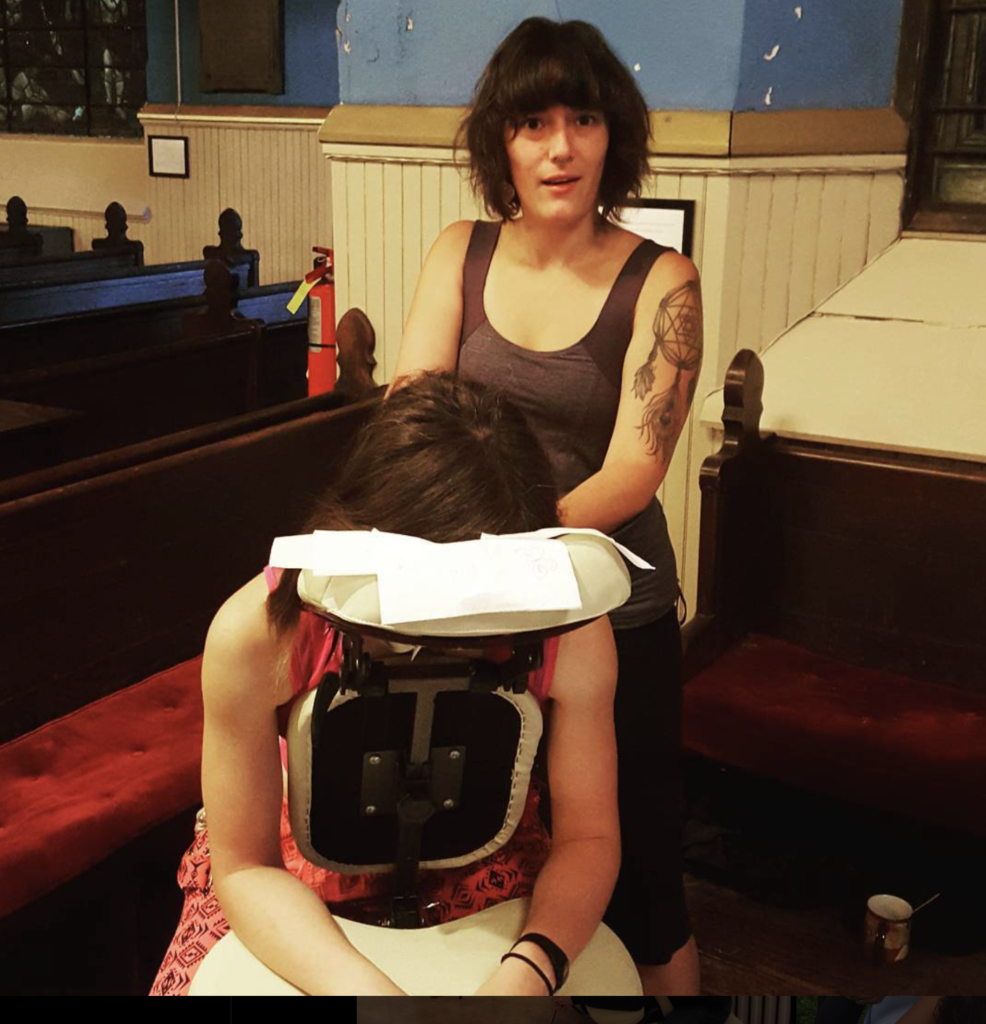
xmin=686 ymin=873 xmax=986 ymax=994
xmin=681 ymin=761 xmax=986 ymax=994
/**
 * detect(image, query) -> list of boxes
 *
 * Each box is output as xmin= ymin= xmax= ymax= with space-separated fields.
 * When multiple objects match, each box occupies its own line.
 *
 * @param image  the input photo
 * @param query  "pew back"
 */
xmin=0 ymin=257 xmax=257 ymax=325
xmin=0 ymin=389 xmax=381 ymax=744
xmin=0 ymin=282 xmax=306 ymax=374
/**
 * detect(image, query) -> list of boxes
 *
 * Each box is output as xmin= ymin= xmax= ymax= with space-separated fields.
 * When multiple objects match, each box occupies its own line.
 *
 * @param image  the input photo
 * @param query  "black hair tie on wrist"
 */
xmin=499 ymin=951 xmax=554 ymax=995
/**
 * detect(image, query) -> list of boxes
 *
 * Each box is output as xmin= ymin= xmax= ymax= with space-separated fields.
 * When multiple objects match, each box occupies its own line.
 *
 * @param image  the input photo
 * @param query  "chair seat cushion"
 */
xmin=683 ymin=634 xmax=986 ymax=835
xmin=0 ymin=656 xmax=203 ymax=919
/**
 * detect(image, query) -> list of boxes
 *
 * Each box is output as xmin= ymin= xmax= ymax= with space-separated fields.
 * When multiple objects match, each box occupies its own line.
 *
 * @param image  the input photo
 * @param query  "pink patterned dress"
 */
xmin=150 ymin=567 xmax=559 ymax=995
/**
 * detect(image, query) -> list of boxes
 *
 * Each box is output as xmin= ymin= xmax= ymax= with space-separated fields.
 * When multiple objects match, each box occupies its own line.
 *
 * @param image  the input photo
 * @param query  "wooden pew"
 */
xmin=0 ymin=292 xmax=376 ymax=484
xmin=0 ymin=278 xmax=305 ymax=374
xmin=0 ymin=206 xmax=260 ymax=322
xmin=0 ymin=199 xmax=143 ymax=279
xmin=0 ymin=196 xmax=43 ymax=262
xmin=681 ymin=349 xmax=986 ymax=839
xmin=0 ymin=226 xmax=74 ymax=259
xmin=0 ymin=381 xmax=382 ymax=995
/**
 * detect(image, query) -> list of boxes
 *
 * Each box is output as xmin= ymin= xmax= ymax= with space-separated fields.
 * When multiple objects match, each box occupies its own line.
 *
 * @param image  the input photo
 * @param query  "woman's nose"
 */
xmin=548 ymin=125 xmax=574 ymax=161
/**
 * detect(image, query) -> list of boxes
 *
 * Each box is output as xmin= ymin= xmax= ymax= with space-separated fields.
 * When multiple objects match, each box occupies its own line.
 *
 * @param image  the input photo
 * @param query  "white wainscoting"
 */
xmin=136 ymin=110 xmax=334 ymax=286
xmin=5 ymin=112 xmax=333 ymax=289
xmin=321 ymin=140 xmax=904 ymax=615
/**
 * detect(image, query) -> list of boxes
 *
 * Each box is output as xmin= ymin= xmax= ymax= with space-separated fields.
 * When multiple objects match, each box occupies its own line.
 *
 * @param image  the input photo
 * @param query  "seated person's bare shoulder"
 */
xmin=549 ymin=615 xmax=617 ymax=707
xmin=203 ymin=572 xmax=296 ymax=712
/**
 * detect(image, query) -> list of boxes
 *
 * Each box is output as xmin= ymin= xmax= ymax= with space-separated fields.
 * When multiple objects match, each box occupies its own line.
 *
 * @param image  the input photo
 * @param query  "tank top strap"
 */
xmin=461 ymin=220 xmax=503 ymax=345
xmin=582 ymin=240 xmax=671 ymax=392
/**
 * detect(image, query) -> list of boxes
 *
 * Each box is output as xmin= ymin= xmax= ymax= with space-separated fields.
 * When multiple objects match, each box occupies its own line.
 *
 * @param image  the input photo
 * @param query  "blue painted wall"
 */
xmin=336 ymin=0 xmax=905 ymax=111
xmin=146 ymin=0 xmax=905 ymax=112
xmin=146 ymin=0 xmax=339 ymax=106
xmin=735 ymin=0 xmax=904 ymax=111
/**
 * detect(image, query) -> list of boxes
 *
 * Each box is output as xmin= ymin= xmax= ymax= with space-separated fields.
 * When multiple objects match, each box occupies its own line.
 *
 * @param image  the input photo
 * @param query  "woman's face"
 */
xmin=503 ymin=104 xmax=609 ymax=224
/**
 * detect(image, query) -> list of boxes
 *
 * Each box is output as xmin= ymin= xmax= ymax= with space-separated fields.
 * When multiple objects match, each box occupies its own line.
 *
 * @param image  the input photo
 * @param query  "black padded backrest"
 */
xmin=309 ymin=685 xmax=532 ymax=865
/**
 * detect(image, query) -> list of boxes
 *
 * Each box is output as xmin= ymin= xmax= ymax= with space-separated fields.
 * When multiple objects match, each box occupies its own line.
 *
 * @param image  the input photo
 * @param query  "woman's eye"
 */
xmin=577 ymin=113 xmax=597 ymax=126
xmin=524 ymin=117 xmax=541 ymax=131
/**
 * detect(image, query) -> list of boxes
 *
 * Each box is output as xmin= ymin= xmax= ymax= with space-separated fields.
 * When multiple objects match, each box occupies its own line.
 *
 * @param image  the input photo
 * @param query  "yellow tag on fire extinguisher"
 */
xmin=287 ymin=276 xmax=318 ymax=315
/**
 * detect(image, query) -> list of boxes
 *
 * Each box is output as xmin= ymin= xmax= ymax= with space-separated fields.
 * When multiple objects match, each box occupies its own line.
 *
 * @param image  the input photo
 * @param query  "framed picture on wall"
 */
xmin=148 ymin=136 xmax=190 ymax=179
xmin=613 ymin=199 xmax=695 ymax=257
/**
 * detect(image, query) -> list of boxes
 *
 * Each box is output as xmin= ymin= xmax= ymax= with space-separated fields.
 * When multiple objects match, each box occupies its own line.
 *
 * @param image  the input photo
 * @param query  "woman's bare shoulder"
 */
xmin=204 ymin=572 xmax=295 ymax=710
xmin=430 ymin=218 xmax=476 ymax=263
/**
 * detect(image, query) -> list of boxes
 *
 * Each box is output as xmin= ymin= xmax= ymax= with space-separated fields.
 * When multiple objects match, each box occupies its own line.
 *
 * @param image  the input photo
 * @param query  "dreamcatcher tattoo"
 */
xmin=633 ymin=278 xmax=703 ymax=462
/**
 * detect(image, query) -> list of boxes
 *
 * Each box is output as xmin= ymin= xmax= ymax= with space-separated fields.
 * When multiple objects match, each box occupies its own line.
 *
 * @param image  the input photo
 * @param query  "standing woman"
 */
xmin=386 ymin=17 xmax=703 ymax=994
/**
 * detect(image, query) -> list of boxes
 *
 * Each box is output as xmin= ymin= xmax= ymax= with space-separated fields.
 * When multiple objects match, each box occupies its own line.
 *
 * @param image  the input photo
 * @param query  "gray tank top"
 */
xmin=457 ymin=220 xmax=679 ymax=629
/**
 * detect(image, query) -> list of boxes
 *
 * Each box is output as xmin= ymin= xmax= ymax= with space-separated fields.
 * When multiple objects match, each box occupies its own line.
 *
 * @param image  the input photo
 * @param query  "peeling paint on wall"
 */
xmin=794 ymin=6 xmax=803 ymax=20
xmin=763 ymin=43 xmax=780 ymax=61
xmin=764 ymin=85 xmax=773 ymax=106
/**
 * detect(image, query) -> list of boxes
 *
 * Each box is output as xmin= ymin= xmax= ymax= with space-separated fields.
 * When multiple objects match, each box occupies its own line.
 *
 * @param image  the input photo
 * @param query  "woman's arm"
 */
xmin=559 ymin=251 xmax=703 ymax=532
xmin=475 ymin=615 xmax=621 ymax=994
xmin=384 ymin=219 xmax=474 ymax=397
xmin=201 ymin=574 xmax=405 ymax=995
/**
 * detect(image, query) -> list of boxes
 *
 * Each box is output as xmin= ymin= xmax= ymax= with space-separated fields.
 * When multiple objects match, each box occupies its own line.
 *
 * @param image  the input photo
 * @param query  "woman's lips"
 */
xmin=542 ymin=177 xmax=580 ymax=194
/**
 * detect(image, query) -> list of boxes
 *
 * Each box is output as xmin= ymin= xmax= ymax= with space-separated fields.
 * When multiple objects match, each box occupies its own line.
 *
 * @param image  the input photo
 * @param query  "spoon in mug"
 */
xmin=911 ymin=893 xmax=941 ymax=914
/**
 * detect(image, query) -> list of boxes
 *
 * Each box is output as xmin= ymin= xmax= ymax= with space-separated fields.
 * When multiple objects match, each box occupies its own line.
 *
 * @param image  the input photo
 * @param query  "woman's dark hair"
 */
xmin=267 ymin=371 xmax=560 ymax=634
xmin=458 ymin=17 xmax=651 ymax=223
xmin=934 ymin=1000 xmax=986 ymax=1024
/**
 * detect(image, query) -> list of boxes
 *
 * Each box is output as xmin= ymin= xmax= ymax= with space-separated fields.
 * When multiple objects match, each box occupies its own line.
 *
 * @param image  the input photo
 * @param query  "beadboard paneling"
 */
xmin=14 ymin=115 xmax=332 ymax=288
xmin=137 ymin=113 xmax=332 ymax=286
xmin=320 ymin=141 xmax=905 ymax=614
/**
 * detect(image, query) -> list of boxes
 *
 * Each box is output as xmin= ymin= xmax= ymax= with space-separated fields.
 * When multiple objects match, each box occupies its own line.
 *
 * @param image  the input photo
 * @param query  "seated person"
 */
xmin=151 ymin=372 xmax=625 ymax=996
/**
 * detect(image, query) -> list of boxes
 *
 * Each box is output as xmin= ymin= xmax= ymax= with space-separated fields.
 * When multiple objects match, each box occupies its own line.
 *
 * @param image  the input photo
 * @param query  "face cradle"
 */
xmin=503 ymin=104 xmax=609 ymax=222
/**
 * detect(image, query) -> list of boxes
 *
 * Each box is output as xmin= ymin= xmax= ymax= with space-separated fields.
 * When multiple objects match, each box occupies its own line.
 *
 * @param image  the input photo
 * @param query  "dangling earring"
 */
xmin=502 ymin=180 xmax=520 ymax=216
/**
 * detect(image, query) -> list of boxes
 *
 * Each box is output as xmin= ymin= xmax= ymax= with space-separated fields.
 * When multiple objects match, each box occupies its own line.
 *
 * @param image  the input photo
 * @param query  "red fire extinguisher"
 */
xmin=287 ymin=246 xmax=337 ymax=396
xmin=306 ymin=247 xmax=336 ymax=396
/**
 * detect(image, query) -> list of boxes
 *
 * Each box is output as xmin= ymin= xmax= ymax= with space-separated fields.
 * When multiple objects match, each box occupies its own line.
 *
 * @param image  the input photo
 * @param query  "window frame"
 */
xmin=0 ymin=0 xmax=147 ymax=140
xmin=901 ymin=0 xmax=986 ymax=232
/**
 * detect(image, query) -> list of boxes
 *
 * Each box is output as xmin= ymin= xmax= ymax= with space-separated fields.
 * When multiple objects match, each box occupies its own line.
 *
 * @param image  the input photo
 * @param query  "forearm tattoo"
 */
xmin=633 ymin=278 xmax=703 ymax=462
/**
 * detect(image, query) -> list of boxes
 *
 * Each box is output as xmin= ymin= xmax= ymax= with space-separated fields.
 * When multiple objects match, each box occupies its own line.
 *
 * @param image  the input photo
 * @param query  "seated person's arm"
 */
xmin=510 ymin=615 xmax=621 ymax=987
xmin=202 ymin=573 xmax=404 ymax=996
xmin=385 ymin=220 xmax=473 ymax=397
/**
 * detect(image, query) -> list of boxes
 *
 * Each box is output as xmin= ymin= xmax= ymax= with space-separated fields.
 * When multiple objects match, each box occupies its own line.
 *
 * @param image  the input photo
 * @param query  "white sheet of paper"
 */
xmin=376 ymin=536 xmax=581 ymax=625
xmin=268 ymin=533 xmax=313 ymax=570
xmin=481 ymin=527 xmax=655 ymax=570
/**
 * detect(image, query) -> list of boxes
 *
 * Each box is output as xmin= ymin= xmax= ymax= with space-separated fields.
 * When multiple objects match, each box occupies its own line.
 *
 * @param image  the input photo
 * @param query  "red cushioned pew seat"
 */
xmin=682 ymin=634 xmax=986 ymax=838
xmin=0 ymin=655 xmax=203 ymax=921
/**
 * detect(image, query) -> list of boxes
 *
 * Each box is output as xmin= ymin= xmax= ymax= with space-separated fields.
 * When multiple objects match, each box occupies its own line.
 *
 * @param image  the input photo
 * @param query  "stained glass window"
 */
xmin=1 ymin=0 xmax=147 ymax=137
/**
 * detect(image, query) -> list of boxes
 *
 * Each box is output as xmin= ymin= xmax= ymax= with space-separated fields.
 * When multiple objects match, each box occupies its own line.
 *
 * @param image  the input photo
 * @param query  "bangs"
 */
xmin=497 ymin=46 xmax=606 ymax=121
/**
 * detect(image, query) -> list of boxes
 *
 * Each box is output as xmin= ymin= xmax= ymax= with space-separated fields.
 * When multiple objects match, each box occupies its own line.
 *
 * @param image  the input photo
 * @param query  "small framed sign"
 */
xmin=613 ymin=199 xmax=695 ymax=258
xmin=148 ymin=135 xmax=190 ymax=179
